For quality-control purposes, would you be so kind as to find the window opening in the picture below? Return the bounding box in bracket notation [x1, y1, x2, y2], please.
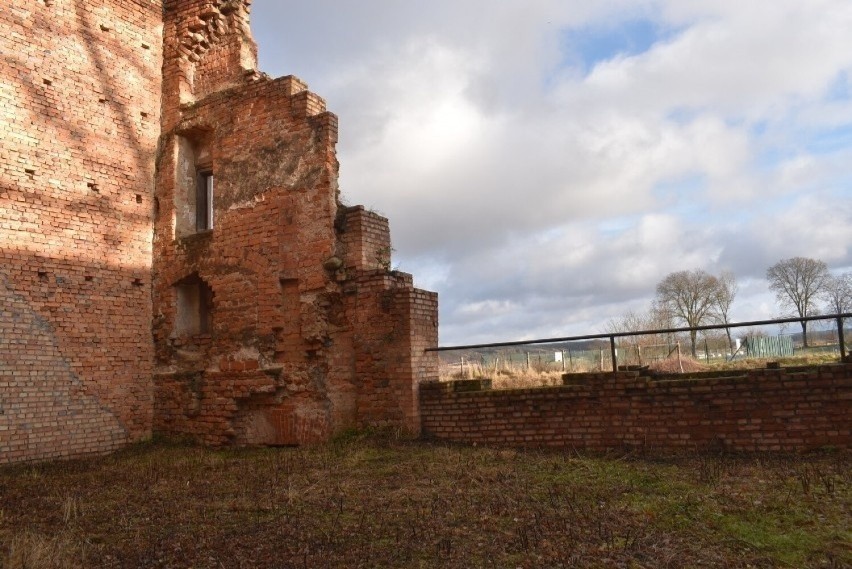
[196, 170, 213, 232]
[175, 274, 214, 337]
[174, 132, 213, 238]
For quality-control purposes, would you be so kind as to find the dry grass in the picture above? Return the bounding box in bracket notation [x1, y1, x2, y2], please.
[4, 533, 82, 569]
[647, 356, 708, 374]
[440, 361, 584, 389]
[441, 352, 847, 389]
[442, 356, 716, 388]
[707, 353, 842, 371]
[0, 435, 849, 568]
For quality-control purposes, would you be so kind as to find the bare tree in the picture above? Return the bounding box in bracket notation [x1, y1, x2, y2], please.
[822, 272, 852, 350]
[603, 310, 649, 336]
[713, 271, 738, 352]
[602, 310, 650, 365]
[655, 270, 721, 357]
[649, 300, 681, 348]
[822, 272, 852, 315]
[766, 257, 829, 347]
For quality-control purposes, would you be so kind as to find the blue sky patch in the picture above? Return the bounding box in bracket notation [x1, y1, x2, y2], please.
[653, 173, 706, 205]
[559, 18, 680, 74]
[825, 71, 850, 102]
[803, 124, 852, 155]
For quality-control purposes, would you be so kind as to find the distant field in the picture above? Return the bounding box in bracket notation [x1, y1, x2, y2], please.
[440, 352, 846, 389]
[1, 435, 849, 568]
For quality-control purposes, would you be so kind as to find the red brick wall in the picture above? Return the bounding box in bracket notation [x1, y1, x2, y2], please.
[1, 0, 439, 461]
[352, 272, 439, 433]
[152, 1, 439, 446]
[340, 206, 392, 272]
[420, 366, 852, 452]
[0, 0, 162, 464]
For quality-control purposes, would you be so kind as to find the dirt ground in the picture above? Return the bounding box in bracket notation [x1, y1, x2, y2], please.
[1, 435, 849, 568]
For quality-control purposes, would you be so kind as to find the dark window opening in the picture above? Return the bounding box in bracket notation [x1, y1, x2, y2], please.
[175, 274, 214, 337]
[175, 132, 213, 238]
[196, 170, 213, 232]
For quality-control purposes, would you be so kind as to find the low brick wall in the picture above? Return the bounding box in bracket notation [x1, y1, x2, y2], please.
[419, 365, 852, 452]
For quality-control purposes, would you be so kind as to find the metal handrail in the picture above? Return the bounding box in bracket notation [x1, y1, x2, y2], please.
[427, 313, 852, 372]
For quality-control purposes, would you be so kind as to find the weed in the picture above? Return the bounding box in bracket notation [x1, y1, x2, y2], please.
[5, 532, 82, 569]
[697, 454, 727, 486]
[61, 495, 80, 525]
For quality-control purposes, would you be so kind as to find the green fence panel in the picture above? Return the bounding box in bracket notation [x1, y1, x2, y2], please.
[745, 336, 793, 358]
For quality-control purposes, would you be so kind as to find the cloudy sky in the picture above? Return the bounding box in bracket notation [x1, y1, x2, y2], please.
[250, 1, 852, 345]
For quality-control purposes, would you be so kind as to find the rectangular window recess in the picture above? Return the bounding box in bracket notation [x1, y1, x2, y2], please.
[43, 78, 52, 86]
[24, 168, 35, 175]
[132, 278, 144, 287]
[135, 194, 143, 203]
[85, 275, 94, 282]
[196, 170, 214, 232]
[141, 42, 150, 50]
[87, 182, 99, 192]
[175, 278, 213, 336]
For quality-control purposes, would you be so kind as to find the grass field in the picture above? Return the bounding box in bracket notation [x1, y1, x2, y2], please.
[440, 353, 847, 390]
[1, 434, 849, 568]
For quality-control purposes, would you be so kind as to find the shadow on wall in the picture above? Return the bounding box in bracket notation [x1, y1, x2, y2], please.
[0, 0, 161, 464]
[0, 269, 131, 465]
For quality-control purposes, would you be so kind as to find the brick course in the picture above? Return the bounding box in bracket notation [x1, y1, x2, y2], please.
[150, 1, 438, 446]
[4, 0, 846, 462]
[1, 0, 439, 463]
[1, 0, 162, 464]
[420, 366, 852, 452]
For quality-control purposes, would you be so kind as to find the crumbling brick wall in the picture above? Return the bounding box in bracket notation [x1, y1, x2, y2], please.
[0, 0, 162, 464]
[420, 366, 852, 452]
[0, 0, 438, 462]
[152, 0, 439, 446]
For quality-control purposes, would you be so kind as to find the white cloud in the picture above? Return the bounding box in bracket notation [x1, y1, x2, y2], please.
[251, 0, 852, 344]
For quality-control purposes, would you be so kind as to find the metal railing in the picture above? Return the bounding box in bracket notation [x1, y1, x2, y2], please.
[428, 313, 852, 373]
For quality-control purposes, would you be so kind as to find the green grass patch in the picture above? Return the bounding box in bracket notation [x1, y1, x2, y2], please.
[0, 439, 848, 568]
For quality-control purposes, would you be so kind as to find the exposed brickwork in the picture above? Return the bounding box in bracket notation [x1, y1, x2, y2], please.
[1, 0, 439, 463]
[352, 272, 439, 432]
[151, 1, 439, 446]
[0, 0, 162, 464]
[340, 206, 392, 272]
[420, 366, 852, 452]
[3, 1, 845, 462]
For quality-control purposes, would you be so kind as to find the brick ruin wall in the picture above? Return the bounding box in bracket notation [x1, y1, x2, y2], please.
[150, 1, 438, 446]
[0, 0, 162, 464]
[1, 0, 439, 463]
[420, 366, 852, 452]
[4, 0, 847, 464]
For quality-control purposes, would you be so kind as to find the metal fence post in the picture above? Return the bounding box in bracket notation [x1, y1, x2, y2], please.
[610, 335, 618, 373]
[838, 317, 847, 361]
